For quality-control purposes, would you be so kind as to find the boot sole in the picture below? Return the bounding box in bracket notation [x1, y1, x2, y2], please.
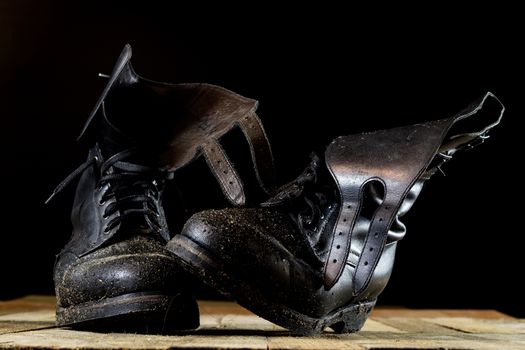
[56, 291, 199, 333]
[167, 234, 375, 336]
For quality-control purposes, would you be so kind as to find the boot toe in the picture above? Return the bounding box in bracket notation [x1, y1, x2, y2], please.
[56, 236, 183, 308]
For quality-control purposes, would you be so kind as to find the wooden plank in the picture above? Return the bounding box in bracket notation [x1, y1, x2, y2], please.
[348, 335, 525, 350]
[13, 330, 514, 350]
[0, 327, 522, 349]
[268, 335, 365, 350]
[424, 317, 525, 334]
[0, 296, 523, 349]
[200, 313, 285, 332]
[198, 300, 254, 316]
[342, 328, 525, 350]
[0, 295, 54, 316]
[0, 310, 54, 323]
[0, 309, 54, 335]
[373, 317, 456, 335]
[270, 330, 525, 350]
[0, 329, 269, 350]
[371, 307, 514, 319]
[0, 321, 53, 336]
[359, 319, 405, 333]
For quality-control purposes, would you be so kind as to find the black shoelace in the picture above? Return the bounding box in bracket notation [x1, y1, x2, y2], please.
[46, 148, 171, 234]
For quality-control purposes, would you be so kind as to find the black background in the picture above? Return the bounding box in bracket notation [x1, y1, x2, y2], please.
[1, 2, 523, 317]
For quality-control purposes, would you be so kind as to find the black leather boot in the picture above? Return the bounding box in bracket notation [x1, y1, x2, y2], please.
[51, 145, 200, 331]
[48, 47, 198, 332]
[49, 44, 276, 331]
[167, 92, 504, 335]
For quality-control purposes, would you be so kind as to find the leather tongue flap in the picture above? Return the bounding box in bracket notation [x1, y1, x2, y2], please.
[322, 92, 504, 295]
[323, 119, 453, 293]
[78, 44, 135, 141]
[202, 139, 246, 206]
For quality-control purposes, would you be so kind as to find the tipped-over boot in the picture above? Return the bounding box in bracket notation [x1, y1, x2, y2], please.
[167, 92, 504, 335]
[49, 44, 276, 332]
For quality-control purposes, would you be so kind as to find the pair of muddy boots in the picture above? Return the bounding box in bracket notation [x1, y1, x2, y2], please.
[50, 45, 504, 335]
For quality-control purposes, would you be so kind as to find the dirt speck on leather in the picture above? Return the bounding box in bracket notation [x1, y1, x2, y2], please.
[191, 208, 315, 263]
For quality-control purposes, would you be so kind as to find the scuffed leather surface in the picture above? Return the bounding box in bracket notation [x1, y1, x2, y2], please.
[180, 207, 400, 317]
[55, 236, 181, 307]
[59, 144, 170, 258]
[53, 143, 178, 307]
[181, 209, 325, 316]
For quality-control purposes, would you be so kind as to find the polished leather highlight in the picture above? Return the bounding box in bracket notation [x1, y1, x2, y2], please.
[167, 92, 503, 335]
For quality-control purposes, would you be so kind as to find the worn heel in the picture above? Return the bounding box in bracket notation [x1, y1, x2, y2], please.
[328, 300, 376, 334]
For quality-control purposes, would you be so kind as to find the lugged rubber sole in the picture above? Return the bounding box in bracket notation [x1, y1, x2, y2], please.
[167, 234, 375, 336]
[56, 291, 199, 334]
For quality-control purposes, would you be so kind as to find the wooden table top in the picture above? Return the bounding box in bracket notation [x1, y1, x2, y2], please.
[0, 295, 523, 349]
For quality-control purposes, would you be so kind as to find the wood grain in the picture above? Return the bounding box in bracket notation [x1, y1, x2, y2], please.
[0, 296, 522, 349]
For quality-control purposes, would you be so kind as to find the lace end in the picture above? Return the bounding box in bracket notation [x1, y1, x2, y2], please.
[44, 157, 97, 205]
[44, 191, 57, 205]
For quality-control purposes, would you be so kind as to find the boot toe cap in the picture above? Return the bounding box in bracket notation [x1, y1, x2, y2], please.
[55, 237, 183, 307]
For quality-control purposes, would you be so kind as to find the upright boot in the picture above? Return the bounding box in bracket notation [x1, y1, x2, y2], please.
[167, 92, 504, 335]
[49, 45, 275, 331]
